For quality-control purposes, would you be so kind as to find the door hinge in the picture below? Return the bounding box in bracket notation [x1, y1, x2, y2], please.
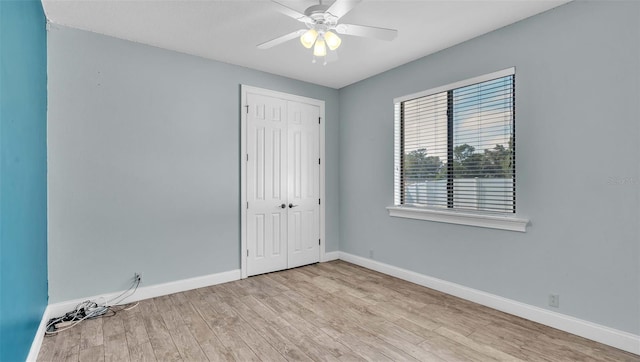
[245, 105, 249, 114]
[246, 154, 249, 162]
[318, 117, 321, 124]
[318, 158, 321, 165]
[246, 249, 249, 257]
[246, 202, 249, 209]
[318, 199, 321, 205]
[319, 239, 321, 245]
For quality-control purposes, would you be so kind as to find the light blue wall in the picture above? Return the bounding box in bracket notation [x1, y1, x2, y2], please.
[47, 26, 340, 302]
[338, 1, 640, 334]
[0, 0, 49, 360]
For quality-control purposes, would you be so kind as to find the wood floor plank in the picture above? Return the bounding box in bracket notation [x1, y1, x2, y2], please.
[201, 290, 287, 362]
[79, 317, 104, 350]
[138, 299, 182, 362]
[122, 309, 150, 347]
[62, 322, 83, 361]
[224, 313, 288, 361]
[434, 326, 523, 361]
[250, 294, 363, 362]
[102, 311, 125, 338]
[197, 338, 235, 362]
[153, 295, 184, 331]
[64, 345, 80, 362]
[173, 292, 234, 361]
[104, 333, 130, 362]
[466, 323, 556, 361]
[37, 335, 60, 362]
[167, 323, 208, 361]
[191, 288, 262, 361]
[256, 272, 290, 293]
[168, 292, 219, 345]
[38, 329, 80, 361]
[79, 345, 104, 362]
[261, 295, 364, 360]
[337, 324, 421, 362]
[278, 286, 419, 361]
[231, 296, 315, 361]
[206, 320, 262, 361]
[128, 341, 157, 362]
[244, 274, 282, 298]
[265, 294, 345, 344]
[38, 261, 640, 362]
[42, 320, 83, 362]
[269, 286, 396, 361]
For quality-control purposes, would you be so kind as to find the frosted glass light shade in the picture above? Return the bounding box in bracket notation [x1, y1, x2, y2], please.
[313, 38, 327, 57]
[323, 31, 341, 51]
[300, 29, 318, 49]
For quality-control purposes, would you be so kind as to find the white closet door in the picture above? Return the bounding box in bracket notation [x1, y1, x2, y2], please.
[246, 93, 288, 276]
[287, 101, 320, 269]
[244, 90, 321, 277]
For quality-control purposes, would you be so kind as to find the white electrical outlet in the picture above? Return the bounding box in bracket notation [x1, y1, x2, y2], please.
[549, 294, 560, 308]
[134, 272, 142, 282]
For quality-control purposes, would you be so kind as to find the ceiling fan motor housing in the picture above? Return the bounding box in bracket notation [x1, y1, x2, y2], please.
[304, 4, 338, 31]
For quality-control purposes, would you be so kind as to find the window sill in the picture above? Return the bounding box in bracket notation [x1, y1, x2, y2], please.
[387, 206, 529, 232]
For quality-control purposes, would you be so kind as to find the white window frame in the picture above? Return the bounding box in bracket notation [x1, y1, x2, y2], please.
[388, 68, 529, 232]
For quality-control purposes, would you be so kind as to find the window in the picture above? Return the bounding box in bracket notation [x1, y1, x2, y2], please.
[390, 68, 527, 231]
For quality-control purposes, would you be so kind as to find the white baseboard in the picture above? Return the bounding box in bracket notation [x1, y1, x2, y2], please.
[30, 269, 241, 360]
[47, 269, 240, 317]
[26, 306, 52, 362]
[323, 251, 340, 262]
[338, 252, 640, 355]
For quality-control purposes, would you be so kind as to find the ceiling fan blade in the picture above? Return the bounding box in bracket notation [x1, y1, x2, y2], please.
[326, 0, 362, 20]
[257, 29, 306, 50]
[335, 23, 398, 41]
[271, 1, 313, 23]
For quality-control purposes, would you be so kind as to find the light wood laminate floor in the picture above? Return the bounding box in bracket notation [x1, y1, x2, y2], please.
[38, 261, 639, 362]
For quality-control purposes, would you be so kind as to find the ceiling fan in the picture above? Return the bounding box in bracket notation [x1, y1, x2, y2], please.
[258, 0, 398, 64]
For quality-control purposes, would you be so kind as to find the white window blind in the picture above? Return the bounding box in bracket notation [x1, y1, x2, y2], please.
[394, 69, 516, 214]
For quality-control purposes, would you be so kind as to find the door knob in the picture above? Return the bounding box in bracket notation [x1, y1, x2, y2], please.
[280, 204, 287, 209]
[289, 203, 298, 208]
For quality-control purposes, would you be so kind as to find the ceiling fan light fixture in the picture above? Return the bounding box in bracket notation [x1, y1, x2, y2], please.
[313, 37, 327, 57]
[323, 31, 341, 51]
[300, 29, 318, 49]
[260, 0, 398, 66]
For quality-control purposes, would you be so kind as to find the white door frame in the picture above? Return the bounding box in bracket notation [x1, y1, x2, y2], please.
[240, 85, 326, 279]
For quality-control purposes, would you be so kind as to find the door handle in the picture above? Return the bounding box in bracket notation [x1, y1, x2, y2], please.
[289, 203, 298, 208]
[279, 204, 287, 209]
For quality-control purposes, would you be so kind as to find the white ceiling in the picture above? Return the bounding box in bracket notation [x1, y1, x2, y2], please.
[42, 0, 569, 89]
